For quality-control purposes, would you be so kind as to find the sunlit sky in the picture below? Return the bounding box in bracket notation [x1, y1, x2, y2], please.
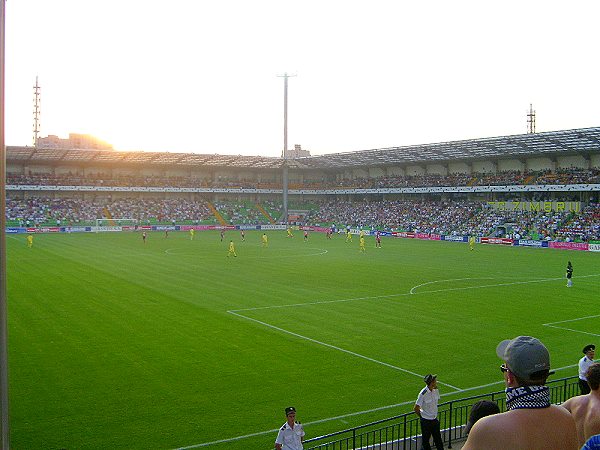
[5, 1, 600, 157]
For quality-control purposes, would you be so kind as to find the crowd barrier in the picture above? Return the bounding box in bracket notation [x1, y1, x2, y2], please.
[304, 376, 580, 450]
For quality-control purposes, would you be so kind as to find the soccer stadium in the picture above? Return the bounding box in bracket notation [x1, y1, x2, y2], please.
[3, 126, 600, 449]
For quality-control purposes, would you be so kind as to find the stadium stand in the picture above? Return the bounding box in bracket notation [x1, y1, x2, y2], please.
[5, 126, 600, 239]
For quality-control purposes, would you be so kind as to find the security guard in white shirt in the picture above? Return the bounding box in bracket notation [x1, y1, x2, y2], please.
[414, 374, 444, 450]
[579, 344, 596, 394]
[275, 406, 305, 450]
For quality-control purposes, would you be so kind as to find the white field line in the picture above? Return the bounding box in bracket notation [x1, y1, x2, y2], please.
[543, 314, 600, 338]
[176, 363, 579, 449]
[409, 277, 495, 294]
[544, 325, 600, 338]
[231, 273, 600, 313]
[230, 278, 514, 314]
[410, 274, 600, 296]
[227, 310, 461, 391]
[543, 314, 600, 326]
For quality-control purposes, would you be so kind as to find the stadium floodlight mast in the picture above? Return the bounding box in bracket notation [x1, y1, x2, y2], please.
[0, 0, 10, 448]
[277, 72, 296, 225]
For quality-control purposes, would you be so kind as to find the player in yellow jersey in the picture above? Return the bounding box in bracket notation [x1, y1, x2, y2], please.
[346, 230, 353, 243]
[262, 232, 268, 247]
[26, 234, 34, 248]
[469, 235, 476, 251]
[359, 236, 366, 253]
[227, 240, 237, 257]
[190, 228, 195, 240]
[287, 227, 294, 238]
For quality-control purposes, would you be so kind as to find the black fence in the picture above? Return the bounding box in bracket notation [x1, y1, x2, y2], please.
[304, 376, 579, 450]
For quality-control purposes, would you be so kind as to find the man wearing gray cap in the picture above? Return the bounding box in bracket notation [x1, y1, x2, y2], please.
[462, 336, 578, 450]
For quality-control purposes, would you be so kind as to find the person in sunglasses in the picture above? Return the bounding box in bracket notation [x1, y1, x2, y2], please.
[462, 336, 578, 450]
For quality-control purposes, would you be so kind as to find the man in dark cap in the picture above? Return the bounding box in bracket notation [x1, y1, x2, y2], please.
[579, 344, 596, 395]
[462, 336, 577, 450]
[275, 406, 304, 450]
[465, 400, 500, 435]
[414, 374, 444, 450]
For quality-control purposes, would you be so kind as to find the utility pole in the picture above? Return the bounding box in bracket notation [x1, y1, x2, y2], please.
[33, 76, 41, 148]
[0, 0, 10, 448]
[277, 72, 296, 225]
[527, 103, 536, 134]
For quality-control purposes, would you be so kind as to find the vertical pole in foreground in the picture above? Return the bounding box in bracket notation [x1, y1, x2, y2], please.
[277, 72, 295, 225]
[0, 0, 10, 448]
[282, 74, 288, 224]
[283, 73, 288, 159]
[281, 73, 289, 225]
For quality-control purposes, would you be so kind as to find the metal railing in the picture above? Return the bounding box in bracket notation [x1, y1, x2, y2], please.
[304, 376, 579, 450]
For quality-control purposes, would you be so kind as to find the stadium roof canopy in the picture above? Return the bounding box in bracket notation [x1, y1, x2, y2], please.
[299, 127, 600, 169]
[7, 126, 600, 170]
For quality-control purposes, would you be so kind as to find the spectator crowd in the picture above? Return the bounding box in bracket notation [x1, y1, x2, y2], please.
[5, 196, 599, 241]
[7, 168, 600, 190]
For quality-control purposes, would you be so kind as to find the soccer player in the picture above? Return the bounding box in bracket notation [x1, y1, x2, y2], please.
[262, 232, 268, 247]
[240, 230, 245, 241]
[346, 229, 353, 243]
[227, 240, 237, 257]
[469, 235, 476, 251]
[142, 231, 147, 244]
[326, 229, 332, 240]
[220, 229, 225, 242]
[566, 261, 573, 287]
[375, 231, 382, 248]
[26, 234, 34, 248]
[190, 228, 195, 240]
[359, 235, 366, 253]
[304, 230, 308, 242]
[165, 230, 169, 238]
[287, 227, 294, 238]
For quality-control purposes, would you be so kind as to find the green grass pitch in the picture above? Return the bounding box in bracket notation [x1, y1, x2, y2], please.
[6, 230, 599, 449]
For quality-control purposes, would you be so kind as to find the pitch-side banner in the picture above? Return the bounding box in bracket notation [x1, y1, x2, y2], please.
[480, 237, 513, 245]
[548, 242, 589, 251]
[415, 233, 441, 240]
[260, 224, 287, 230]
[514, 239, 547, 248]
[442, 235, 468, 242]
[392, 231, 415, 239]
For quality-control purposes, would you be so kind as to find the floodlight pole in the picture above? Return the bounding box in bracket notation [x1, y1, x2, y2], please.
[277, 72, 296, 225]
[0, 0, 10, 448]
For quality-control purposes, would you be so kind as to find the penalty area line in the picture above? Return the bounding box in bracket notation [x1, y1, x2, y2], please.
[543, 314, 600, 326]
[227, 310, 462, 391]
[231, 273, 600, 313]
